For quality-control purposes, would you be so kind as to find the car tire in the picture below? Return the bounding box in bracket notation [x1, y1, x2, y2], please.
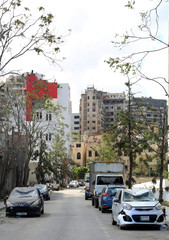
[112, 213, 117, 225]
[119, 225, 125, 230]
[85, 195, 88, 200]
[101, 207, 105, 213]
[95, 199, 98, 208]
[112, 218, 117, 225]
[92, 197, 94, 206]
[41, 206, 44, 214]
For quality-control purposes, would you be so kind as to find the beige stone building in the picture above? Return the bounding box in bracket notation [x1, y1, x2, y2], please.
[79, 86, 126, 136]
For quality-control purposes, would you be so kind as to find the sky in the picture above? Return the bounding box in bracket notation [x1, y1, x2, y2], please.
[6, 0, 169, 112]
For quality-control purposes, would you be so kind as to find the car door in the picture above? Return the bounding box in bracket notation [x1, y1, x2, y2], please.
[113, 190, 122, 222]
[99, 187, 105, 208]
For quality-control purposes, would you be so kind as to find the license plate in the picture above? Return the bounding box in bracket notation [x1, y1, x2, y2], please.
[16, 212, 27, 216]
[140, 216, 149, 221]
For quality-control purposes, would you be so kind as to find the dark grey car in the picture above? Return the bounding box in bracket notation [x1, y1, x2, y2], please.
[5, 187, 44, 217]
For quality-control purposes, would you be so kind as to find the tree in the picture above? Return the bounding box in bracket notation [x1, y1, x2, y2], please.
[107, 0, 168, 198]
[142, 108, 168, 201]
[110, 80, 152, 188]
[107, 0, 168, 94]
[48, 131, 71, 186]
[72, 166, 89, 180]
[0, 0, 67, 78]
[0, 75, 66, 195]
[92, 132, 117, 162]
[32, 137, 52, 184]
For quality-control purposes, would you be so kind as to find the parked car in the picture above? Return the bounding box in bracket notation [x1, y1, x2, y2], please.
[84, 185, 91, 200]
[5, 187, 44, 217]
[98, 185, 126, 213]
[69, 180, 78, 188]
[34, 184, 50, 200]
[112, 189, 165, 229]
[49, 181, 60, 191]
[78, 179, 85, 186]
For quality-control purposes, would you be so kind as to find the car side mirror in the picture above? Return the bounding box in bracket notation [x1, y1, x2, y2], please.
[4, 196, 8, 204]
[113, 198, 119, 203]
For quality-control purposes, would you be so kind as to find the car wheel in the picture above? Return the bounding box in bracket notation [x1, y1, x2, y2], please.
[112, 213, 117, 225]
[112, 218, 117, 225]
[119, 225, 125, 230]
[101, 207, 105, 213]
[41, 206, 44, 214]
[95, 199, 98, 208]
[85, 195, 88, 200]
[92, 197, 94, 206]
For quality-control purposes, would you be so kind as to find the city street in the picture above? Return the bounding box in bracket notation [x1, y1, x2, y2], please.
[0, 188, 168, 240]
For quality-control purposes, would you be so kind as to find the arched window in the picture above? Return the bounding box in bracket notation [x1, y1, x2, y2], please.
[77, 152, 81, 159]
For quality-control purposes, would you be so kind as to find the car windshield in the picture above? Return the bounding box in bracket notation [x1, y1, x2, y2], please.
[123, 191, 157, 202]
[107, 188, 124, 196]
[35, 185, 46, 190]
[97, 176, 124, 185]
[10, 189, 38, 198]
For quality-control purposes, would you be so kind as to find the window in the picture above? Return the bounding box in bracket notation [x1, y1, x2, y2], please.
[74, 116, 79, 119]
[46, 113, 52, 121]
[88, 151, 92, 157]
[92, 121, 95, 123]
[46, 133, 52, 141]
[92, 108, 96, 112]
[77, 152, 81, 159]
[76, 143, 81, 148]
[36, 112, 42, 120]
[93, 96, 95, 99]
[74, 121, 79, 124]
[95, 151, 98, 157]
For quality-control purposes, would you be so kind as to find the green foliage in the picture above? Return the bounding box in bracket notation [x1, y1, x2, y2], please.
[32, 139, 52, 184]
[163, 170, 169, 179]
[72, 166, 89, 180]
[125, 0, 135, 9]
[93, 132, 117, 162]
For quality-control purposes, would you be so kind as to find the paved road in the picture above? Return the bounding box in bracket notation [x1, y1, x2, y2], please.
[0, 188, 168, 240]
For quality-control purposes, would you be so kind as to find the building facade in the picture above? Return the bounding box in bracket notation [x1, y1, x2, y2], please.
[79, 86, 126, 135]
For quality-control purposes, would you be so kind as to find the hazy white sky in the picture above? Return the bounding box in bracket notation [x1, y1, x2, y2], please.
[9, 0, 169, 112]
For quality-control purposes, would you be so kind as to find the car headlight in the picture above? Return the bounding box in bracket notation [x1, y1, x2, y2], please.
[123, 203, 132, 210]
[6, 200, 14, 207]
[155, 203, 162, 210]
[31, 199, 41, 206]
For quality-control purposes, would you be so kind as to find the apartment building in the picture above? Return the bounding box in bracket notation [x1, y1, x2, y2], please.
[131, 97, 168, 126]
[79, 86, 126, 135]
[71, 113, 80, 142]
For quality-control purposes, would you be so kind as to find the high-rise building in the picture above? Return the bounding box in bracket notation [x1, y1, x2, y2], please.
[71, 113, 80, 142]
[79, 86, 126, 135]
[131, 97, 168, 126]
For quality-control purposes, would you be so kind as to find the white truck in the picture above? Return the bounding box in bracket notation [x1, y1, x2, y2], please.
[89, 161, 125, 208]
